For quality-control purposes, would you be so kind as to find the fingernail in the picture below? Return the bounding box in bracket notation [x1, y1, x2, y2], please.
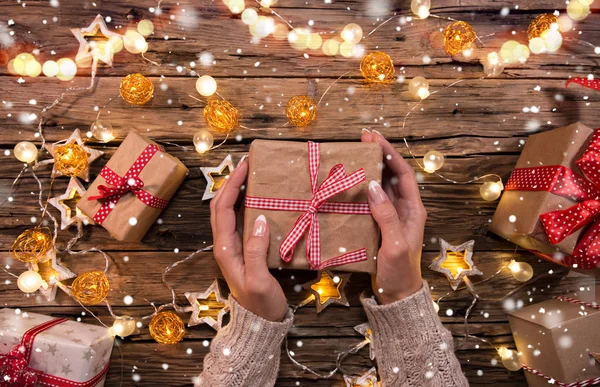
[237, 155, 248, 168]
[253, 214, 267, 236]
[372, 129, 383, 137]
[368, 180, 386, 204]
[361, 128, 371, 134]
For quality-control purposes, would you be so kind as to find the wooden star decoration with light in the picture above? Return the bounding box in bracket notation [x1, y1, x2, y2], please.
[200, 154, 234, 201]
[33, 250, 76, 302]
[184, 279, 229, 330]
[343, 367, 379, 387]
[429, 239, 482, 290]
[354, 322, 375, 360]
[71, 14, 122, 67]
[42, 129, 103, 182]
[48, 177, 92, 230]
[302, 271, 351, 313]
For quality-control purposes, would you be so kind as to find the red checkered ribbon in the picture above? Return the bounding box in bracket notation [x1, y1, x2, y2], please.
[88, 144, 169, 224]
[0, 318, 110, 387]
[245, 141, 370, 270]
[505, 129, 600, 269]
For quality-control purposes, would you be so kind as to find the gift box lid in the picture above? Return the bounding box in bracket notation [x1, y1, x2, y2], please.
[508, 298, 599, 329]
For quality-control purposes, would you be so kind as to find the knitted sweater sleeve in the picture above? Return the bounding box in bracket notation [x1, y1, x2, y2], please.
[196, 296, 294, 387]
[361, 281, 469, 387]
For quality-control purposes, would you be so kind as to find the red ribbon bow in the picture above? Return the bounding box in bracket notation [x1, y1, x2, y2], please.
[0, 346, 38, 387]
[88, 144, 169, 224]
[505, 129, 600, 269]
[245, 141, 371, 270]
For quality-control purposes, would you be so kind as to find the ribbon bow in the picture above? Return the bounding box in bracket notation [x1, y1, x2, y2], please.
[88, 144, 169, 225]
[0, 346, 38, 387]
[278, 141, 368, 270]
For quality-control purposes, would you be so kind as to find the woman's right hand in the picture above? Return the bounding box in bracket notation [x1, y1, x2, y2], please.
[362, 129, 427, 304]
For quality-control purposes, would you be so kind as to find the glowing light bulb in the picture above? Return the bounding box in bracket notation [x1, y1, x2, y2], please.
[254, 16, 275, 37]
[513, 44, 530, 63]
[341, 23, 363, 44]
[498, 347, 522, 371]
[14, 141, 38, 163]
[57, 58, 77, 81]
[90, 120, 115, 143]
[306, 33, 323, 50]
[228, 0, 245, 14]
[423, 150, 444, 172]
[408, 76, 429, 100]
[481, 51, 505, 76]
[124, 30, 148, 54]
[499, 40, 520, 64]
[137, 20, 155, 37]
[42, 61, 59, 77]
[339, 41, 356, 57]
[241, 8, 258, 25]
[411, 0, 431, 19]
[567, 0, 591, 21]
[196, 75, 218, 97]
[17, 270, 43, 293]
[480, 181, 504, 201]
[529, 37, 547, 54]
[25, 60, 42, 77]
[322, 39, 340, 56]
[13, 53, 35, 76]
[507, 260, 534, 282]
[193, 129, 214, 154]
[110, 316, 136, 337]
[541, 30, 563, 53]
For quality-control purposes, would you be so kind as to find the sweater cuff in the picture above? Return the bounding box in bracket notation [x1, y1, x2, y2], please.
[361, 281, 443, 342]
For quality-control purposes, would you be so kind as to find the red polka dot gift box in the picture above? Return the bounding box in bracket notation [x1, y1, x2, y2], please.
[78, 131, 188, 242]
[490, 122, 600, 270]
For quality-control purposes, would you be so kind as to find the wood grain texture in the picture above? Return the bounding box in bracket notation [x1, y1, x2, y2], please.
[1, 0, 599, 386]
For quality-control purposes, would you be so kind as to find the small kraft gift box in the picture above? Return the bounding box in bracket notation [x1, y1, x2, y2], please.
[490, 122, 600, 269]
[78, 131, 188, 242]
[0, 308, 114, 387]
[243, 140, 382, 273]
[507, 297, 600, 387]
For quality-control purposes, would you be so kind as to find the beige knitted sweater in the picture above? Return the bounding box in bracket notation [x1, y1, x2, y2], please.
[197, 281, 468, 386]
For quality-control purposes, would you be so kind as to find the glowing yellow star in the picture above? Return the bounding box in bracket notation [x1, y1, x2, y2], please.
[48, 177, 92, 230]
[200, 155, 234, 200]
[184, 280, 229, 330]
[71, 14, 122, 68]
[303, 271, 350, 313]
[429, 239, 482, 290]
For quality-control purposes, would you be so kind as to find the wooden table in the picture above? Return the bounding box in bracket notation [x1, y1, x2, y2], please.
[1, 1, 599, 385]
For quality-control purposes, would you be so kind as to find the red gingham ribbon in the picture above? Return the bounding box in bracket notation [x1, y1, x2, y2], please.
[245, 141, 370, 270]
[88, 144, 169, 225]
[0, 318, 110, 387]
[505, 129, 600, 269]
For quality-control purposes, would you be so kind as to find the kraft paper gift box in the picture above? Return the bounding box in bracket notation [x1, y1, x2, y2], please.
[0, 308, 114, 387]
[78, 131, 188, 242]
[243, 140, 382, 274]
[507, 297, 600, 387]
[490, 122, 600, 269]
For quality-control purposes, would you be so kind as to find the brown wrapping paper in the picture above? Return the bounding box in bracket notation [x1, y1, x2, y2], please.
[243, 140, 382, 273]
[490, 122, 595, 263]
[78, 131, 188, 242]
[508, 298, 600, 387]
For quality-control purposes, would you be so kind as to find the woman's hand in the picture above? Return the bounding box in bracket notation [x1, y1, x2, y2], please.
[362, 130, 426, 304]
[210, 158, 288, 321]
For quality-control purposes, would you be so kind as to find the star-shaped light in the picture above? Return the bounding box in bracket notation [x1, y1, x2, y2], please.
[43, 129, 104, 182]
[200, 155, 234, 201]
[429, 239, 482, 290]
[302, 271, 351, 313]
[71, 14, 122, 68]
[184, 280, 229, 330]
[354, 322, 375, 360]
[35, 251, 76, 302]
[48, 177, 92, 230]
[343, 367, 379, 387]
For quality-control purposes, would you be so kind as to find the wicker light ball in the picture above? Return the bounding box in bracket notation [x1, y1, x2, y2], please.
[54, 141, 89, 177]
[286, 95, 317, 128]
[120, 73, 154, 105]
[71, 270, 110, 306]
[149, 311, 186, 344]
[443, 21, 477, 56]
[11, 227, 52, 264]
[204, 99, 239, 134]
[527, 14, 559, 40]
[360, 51, 395, 83]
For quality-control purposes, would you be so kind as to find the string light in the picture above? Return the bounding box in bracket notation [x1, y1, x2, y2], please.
[120, 73, 154, 105]
[500, 40, 531, 64]
[25, 60, 42, 77]
[17, 270, 44, 293]
[196, 75, 218, 97]
[241, 8, 258, 25]
[322, 38, 340, 56]
[341, 23, 363, 44]
[443, 21, 477, 56]
[204, 99, 239, 134]
[498, 347, 522, 371]
[137, 19, 155, 37]
[110, 316, 136, 337]
[541, 29, 563, 53]
[527, 14, 558, 40]
[567, 0, 591, 21]
[422, 150, 444, 172]
[14, 141, 38, 163]
[123, 29, 148, 54]
[286, 95, 317, 128]
[90, 120, 115, 143]
[479, 181, 504, 201]
[42, 60, 59, 77]
[54, 140, 89, 177]
[507, 260, 534, 282]
[56, 58, 77, 81]
[193, 129, 214, 154]
[408, 76, 430, 100]
[481, 52, 504, 76]
[149, 311, 186, 344]
[13, 53, 35, 76]
[70, 270, 110, 305]
[227, 0, 245, 14]
[410, 0, 431, 19]
[360, 51, 395, 84]
[11, 228, 52, 264]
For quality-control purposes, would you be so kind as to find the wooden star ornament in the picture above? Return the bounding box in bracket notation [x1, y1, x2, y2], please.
[591, 352, 600, 364]
[302, 271, 351, 313]
[354, 322, 375, 360]
[33, 251, 76, 302]
[71, 14, 122, 68]
[200, 154, 234, 201]
[429, 239, 482, 290]
[43, 129, 103, 182]
[343, 367, 379, 387]
[48, 177, 92, 230]
[184, 280, 229, 330]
